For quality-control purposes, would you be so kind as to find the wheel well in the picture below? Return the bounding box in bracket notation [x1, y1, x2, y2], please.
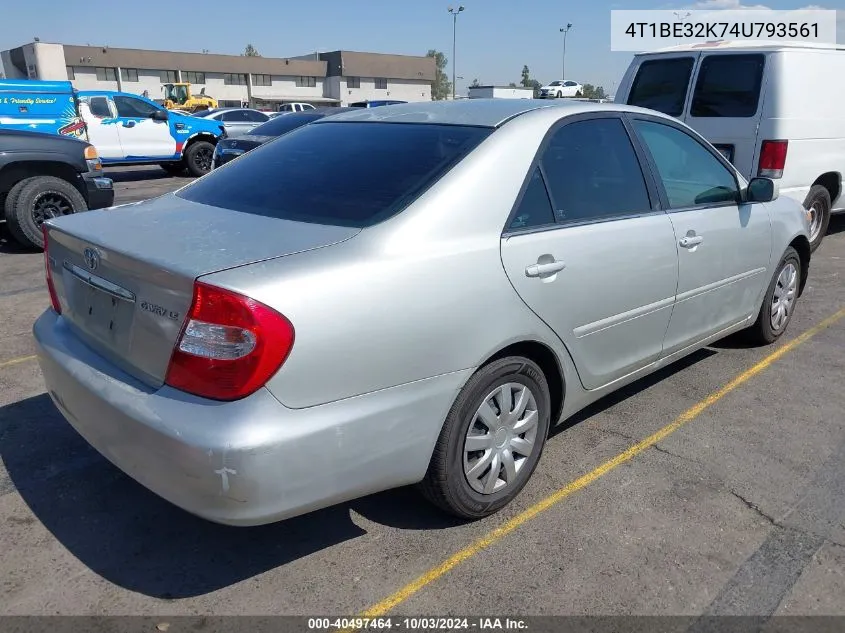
[790, 235, 811, 296]
[0, 162, 82, 198]
[484, 341, 565, 427]
[185, 134, 218, 151]
[813, 172, 841, 204]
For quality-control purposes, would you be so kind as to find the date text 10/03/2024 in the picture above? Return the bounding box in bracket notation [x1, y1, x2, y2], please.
[624, 21, 820, 39]
[308, 617, 528, 630]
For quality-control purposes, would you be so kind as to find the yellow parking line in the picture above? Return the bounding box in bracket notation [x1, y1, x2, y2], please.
[0, 354, 37, 369]
[348, 307, 845, 624]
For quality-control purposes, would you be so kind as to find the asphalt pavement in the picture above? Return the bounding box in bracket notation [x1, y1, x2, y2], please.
[1, 165, 843, 619]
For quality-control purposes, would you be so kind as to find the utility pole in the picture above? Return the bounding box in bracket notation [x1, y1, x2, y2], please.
[448, 5, 465, 100]
[559, 23, 573, 81]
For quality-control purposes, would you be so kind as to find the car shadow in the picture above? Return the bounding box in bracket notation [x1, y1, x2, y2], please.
[827, 213, 845, 237]
[0, 224, 38, 255]
[1, 347, 717, 599]
[105, 168, 178, 183]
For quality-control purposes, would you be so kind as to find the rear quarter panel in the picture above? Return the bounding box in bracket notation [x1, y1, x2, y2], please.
[201, 112, 579, 409]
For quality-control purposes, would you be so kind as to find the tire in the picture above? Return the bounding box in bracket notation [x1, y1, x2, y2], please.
[745, 246, 802, 345]
[159, 162, 186, 176]
[6, 176, 87, 250]
[3, 176, 38, 222]
[184, 141, 215, 177]
[803, 185, 831, 253]
[556, 91, 563, 99]
[419, 356, 552, 519]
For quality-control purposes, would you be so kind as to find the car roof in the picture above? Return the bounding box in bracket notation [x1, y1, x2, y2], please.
[646, 39, 845, 54]
[313, 98, 653, 128]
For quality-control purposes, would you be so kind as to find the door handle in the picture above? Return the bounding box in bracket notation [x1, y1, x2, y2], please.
[122, 121, 136, 128]
[525, 260, 566, 277]
[679, 235, 703, 248]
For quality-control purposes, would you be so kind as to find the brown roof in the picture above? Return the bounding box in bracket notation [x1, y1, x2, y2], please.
[63, 45, 327, 77]
[335, 51, 435, 82]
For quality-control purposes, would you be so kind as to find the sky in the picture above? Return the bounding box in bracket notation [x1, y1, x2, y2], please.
[0, 0, 842, 96]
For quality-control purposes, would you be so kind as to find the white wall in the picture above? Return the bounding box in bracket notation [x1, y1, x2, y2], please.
[31, 43, 67, 80]
[202, 73, 249, 103]
[116, 69, 170, 99]
[250, 75, 325, 101]
[330, 77, 430, 105]
[70, 67, 118, 91]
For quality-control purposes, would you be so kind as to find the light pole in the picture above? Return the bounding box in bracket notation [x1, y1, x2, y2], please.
[559, 23, 572, 81]
[448, 5, 465, 100]
[674, 12, 690, 45]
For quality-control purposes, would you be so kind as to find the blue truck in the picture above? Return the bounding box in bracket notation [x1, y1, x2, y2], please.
[0, 80, 225, 176]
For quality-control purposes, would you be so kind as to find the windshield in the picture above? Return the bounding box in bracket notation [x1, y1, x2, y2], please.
[164, 84, 189, 104]
[549, 81, 563, 86]
[177, 121, 491, 228]
[248, 112, 325, 136]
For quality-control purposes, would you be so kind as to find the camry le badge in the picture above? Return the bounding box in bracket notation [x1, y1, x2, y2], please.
[83, 247, 100, 271]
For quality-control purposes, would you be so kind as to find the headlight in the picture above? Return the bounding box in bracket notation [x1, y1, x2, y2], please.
[83, 144, 103, 172]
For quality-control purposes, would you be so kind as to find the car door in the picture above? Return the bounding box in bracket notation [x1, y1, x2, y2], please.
[563, 81, 580, 97]
[629, 114, 773, 354]
[79, 95, 123, 160]
[500, 115, 679, 390]
[112, 95, 175, 159]
[220, 110, 256, 137]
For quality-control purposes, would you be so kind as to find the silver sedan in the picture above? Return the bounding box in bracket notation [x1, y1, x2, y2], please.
[34, 100, 811, 526]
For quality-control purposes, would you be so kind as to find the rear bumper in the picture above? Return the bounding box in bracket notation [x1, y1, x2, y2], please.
[82, 174, 114, 210]
[33, 309, 468, 526]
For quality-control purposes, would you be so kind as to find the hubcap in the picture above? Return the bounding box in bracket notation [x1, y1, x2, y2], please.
[463, 382, 539, 495]
[808, 203, 823, 243]
[194, 147, 213, 172]
[770, 262, 798, 331]
[32, 192, 73, 226]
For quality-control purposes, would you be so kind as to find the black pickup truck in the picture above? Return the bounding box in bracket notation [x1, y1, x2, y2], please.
[0, 129, 114, 249]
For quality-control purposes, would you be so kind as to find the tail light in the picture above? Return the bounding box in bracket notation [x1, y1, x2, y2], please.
[165, 281, 294, 401]
[42, 224, 62, 314]
[758, 140, 788, 179]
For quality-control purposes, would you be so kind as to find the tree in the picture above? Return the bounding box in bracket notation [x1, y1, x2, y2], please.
[470, 78, 481, 88]
[243, 44, 260, 57]
[578, 84, 608, 100]
[508, 82, 517, 87]
[520, 65, 531, 88]
[427, 49, 452, 100]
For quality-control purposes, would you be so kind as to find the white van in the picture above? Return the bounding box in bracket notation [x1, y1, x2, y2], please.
[616, 40, 845, 251]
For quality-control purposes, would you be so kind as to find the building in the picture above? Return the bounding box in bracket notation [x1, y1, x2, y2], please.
[0, 41, 435, 108]
[468, 85, 534, 100]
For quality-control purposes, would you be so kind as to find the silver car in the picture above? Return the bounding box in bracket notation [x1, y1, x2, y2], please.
[34, 100, 811, 526]
[194, 107, 270, 137]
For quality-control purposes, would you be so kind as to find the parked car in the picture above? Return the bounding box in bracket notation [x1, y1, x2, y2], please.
[348, 100, 408, 108]
[616, 40, 845, 252]
[539, 80, 582, 98]
[193, 108, 270, 138]
[77, 91, 226, 177]
[0, 80, 87, 139]
[1, 129, 113, 249]
[277, 102, 317, 113]
[213, 107, 355, 168]
[35, 99, 810, 526]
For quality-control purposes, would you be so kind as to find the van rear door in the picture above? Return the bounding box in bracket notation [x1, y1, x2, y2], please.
[622, 53, 700, 120]
[683, 52, 768, 181]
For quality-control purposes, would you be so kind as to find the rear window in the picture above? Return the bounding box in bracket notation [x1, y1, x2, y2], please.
[177, 121, 491, 228]
[249, 113, 323, 136]
[690, 54, 765, 118]
[627, 57, 694, 117]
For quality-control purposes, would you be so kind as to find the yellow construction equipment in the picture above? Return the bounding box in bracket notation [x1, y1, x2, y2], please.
[161, 83, 217, 113]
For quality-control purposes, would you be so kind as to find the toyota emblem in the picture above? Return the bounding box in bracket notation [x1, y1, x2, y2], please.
[83, 247, 100, 271]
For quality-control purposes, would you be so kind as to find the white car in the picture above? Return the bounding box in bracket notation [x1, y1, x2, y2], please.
[539, 80, 582, 99]
[278, 102, 317, 113]
[616, 40, 845, 252]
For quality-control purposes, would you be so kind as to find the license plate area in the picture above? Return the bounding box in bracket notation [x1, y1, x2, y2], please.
[62, 262, 136, 346]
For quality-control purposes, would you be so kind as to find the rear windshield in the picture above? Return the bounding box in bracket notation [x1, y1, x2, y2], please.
[627, 57, 694, 117]
[177, 121, 491, 227]
[690, 54, 765, 118]
[249, 113, 323, 136]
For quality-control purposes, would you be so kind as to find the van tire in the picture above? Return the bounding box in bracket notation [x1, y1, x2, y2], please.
[803, 185, 831, 253]
[184, 141, 215, 177]
[7, 176, 87, 250]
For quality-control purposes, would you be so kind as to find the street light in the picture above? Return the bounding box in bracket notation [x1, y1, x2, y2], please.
[559, 23, 573, 81]
[448, 5, 465, 100]
[674, 12, 690, 45]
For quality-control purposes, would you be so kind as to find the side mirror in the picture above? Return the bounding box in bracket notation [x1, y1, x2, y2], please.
[746, 177, 779, 203]
[152, 109, 169, 121]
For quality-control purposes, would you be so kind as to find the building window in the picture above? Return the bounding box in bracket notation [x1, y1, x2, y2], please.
[66, 66, 75, 80]
[184, 71, 206, 84]
[252, 74, 271, 87]
[374, 78, 388, 90]
[296, 76, 317, 88]
[224, 73, 248, 86]
[120, 68, 139, 82]
[218, 100, 242, 108]
[347, 76, 360, 89]
[161, 70, 178, 83]
[95, 67, 117, 82]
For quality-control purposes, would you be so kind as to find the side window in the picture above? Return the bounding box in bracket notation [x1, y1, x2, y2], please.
[690, 54, 765, 118]
[564, 81, 578, 87]
[87, 96, 112, 118]
[280, 104, 293, 112]
[541, 118, 652, 224]
[244, 110, 269, 122]
[633, 120, 739, 208]
[509, 168, 555, 231]
[221, 110, 248, 122]
[627, 57, 695, 117]
[113, 96, 158, 118]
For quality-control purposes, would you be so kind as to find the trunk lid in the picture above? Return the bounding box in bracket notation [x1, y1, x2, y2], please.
[45, 194, 360, 388]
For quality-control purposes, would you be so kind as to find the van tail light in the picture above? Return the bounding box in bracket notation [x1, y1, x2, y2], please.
[42, 224, 62, 314]
[758, 140, 788, 179]
[165, 281, 294, 401]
